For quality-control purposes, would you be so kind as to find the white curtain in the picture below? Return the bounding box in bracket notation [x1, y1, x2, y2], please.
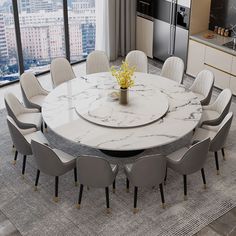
[95, 0, 136, 61]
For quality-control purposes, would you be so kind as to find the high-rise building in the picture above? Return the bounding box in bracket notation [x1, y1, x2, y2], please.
[0, 13, 8, 65]
[18, 0, 56, 13]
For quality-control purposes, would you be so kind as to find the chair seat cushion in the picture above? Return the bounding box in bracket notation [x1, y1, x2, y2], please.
[25, 131, 48, 145]
[194, 92, 205, 102]
[53, 149, 76, 165]
[200, 109, 220, 124]
[192, 127, 216, 143]
[30, 95, 47, 107]
[167, 147, 188, 163]
[17, 112, 42, 130]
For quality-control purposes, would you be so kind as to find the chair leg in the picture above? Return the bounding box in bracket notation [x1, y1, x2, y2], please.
[159, 183, 165, 209]
[105, 187, 110, 213]
[183, 175, 187, 200]
[22, 155, 27, 178]
[126, 178, 129, 193]
[74, 167, 78, 186]
[41, 123, 44, 132]
[54, 176, 59, 202]
[34, 169, 40, 191]
[77, 184, 84, 209]
[44, 122, 48, 132]
[164, 167, 167, 185]
[201, 168, 207, 189]
[221, 148, 226, 161]
[13, 150, 18, 165]
[214, 152, 220, 175]
[133, 186, 138, 214]
[113, 179, 116, 193]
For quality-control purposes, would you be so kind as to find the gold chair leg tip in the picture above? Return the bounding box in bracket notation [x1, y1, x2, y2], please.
[133, 208, 139, 214]
[12, 160, 16, 165]
[53, 197, 59, 203]
[106, 208, 111, 214]
[34, 186, 38, 191]
[21, 174, 25, 179]
[126, 188, 129, 193]
[112, 189, 115, 193]
[184, 195, 188, 201]
[75, 182, 78, 187]
[204, 184, 207, 190]
[217, 170, 220, 175]
[76, 204, 80, 209]
[162, 203, 166, 209]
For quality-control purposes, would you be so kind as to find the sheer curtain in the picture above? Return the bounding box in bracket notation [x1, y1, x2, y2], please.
[95, 0, 136, 61]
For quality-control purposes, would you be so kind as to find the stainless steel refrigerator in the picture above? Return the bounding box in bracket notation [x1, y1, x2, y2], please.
[153, 0, 191, 67]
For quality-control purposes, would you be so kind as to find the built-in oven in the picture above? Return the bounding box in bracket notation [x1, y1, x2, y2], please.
[137, 0, 154, 20]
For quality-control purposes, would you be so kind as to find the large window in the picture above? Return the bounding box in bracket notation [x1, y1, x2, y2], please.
[68, 0, 96, 62]
[19, 0, 65, 74]
[0, 0, 19, 85]
[0, 0, 96, 85]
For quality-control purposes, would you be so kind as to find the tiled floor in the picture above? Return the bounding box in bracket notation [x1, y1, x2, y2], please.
[1, 59, 236, 236]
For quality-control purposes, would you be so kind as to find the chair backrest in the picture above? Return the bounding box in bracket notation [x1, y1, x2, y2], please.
[50, 58, 75, 87]
[129, 155, 166, 187]
[4, 92, 24, 119]
[125, 50, 148, 73]
[20, 72, 44, 108]
[77, 156, 114, 188]
[7, 116, 32, 155]
[31, 139, 67, 176]
[210, 112, 233, 152]
[86, 50, 110, 75]
[176, 138, 210, 175]
[190, 70, 214, 105]
[213, 88, 232, 115]
[160, 56, 184, 84]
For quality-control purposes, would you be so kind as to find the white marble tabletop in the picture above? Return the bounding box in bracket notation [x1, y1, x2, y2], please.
[42, 72, 202, 151]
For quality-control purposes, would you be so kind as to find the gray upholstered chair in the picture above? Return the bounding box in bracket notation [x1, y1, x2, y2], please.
[189, 70, 215, 105]
[4, 92, 42, 131]
[31, 139, 77, 202]
[86, 50, 110, 75]
[7, 116, 47, 177]
[124, 155, 166, 213]
[160, 56, 184, 84]
[192, 112, 233, 175]
[125, 50, 148, 73]
[76, 156, 118, 213]
[200, 89, 232, 127]
[20, 72, 49, 111]
[166, 138, 210, 200]
[50, 58, 76, 88]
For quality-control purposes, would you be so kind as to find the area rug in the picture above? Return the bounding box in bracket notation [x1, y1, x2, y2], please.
[1, 96, 236, 236]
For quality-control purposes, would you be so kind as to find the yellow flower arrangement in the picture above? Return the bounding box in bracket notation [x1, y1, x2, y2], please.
[111, 61, 135, 89]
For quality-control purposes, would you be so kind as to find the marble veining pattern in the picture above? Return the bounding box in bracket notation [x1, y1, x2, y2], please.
[42, 72, 202, 151]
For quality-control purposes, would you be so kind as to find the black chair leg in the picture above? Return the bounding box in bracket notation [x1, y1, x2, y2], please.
[133, 186, 138, 214]
[183, 175, 187, 200]
[201, 168, 207, 189]
[77, 184, 84, 209]
[54, 176, 59, 202]
[34, 169, 40, 191]
[214, 151, 220, 175]
[41, 123, 44, 132]
[164, 167, 167, 185]
[113, 179, 116, 193]
[74, 167, 78, 186]
[221, 148, 225, 160]
[105, 187, 110, 213]
[13, 150, 18, 165]
[159, 183, 165, 209]
[126, 178, 129, 192]
[22, 155, 27, 177]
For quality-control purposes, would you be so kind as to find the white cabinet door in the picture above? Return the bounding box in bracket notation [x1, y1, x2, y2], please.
[204, 65, 231, 90]
[231, 56, 236, 77]
[205, 46, 233, 72]
[136, 16, 154, 58]
[187, 40, 205, 77]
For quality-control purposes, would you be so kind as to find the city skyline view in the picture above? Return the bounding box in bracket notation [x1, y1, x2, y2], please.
[0, 0, 96, 85]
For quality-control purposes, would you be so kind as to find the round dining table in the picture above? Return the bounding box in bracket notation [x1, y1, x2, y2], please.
[42, 72, 202, 156]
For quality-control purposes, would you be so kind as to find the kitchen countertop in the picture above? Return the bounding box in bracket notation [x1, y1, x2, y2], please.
[190, 30, 236, 56]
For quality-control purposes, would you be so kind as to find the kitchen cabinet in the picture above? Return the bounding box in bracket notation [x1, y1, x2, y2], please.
[187, 39, 236, 95]
[186, 40, 205, 76]
[136, 16, 153, 58]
